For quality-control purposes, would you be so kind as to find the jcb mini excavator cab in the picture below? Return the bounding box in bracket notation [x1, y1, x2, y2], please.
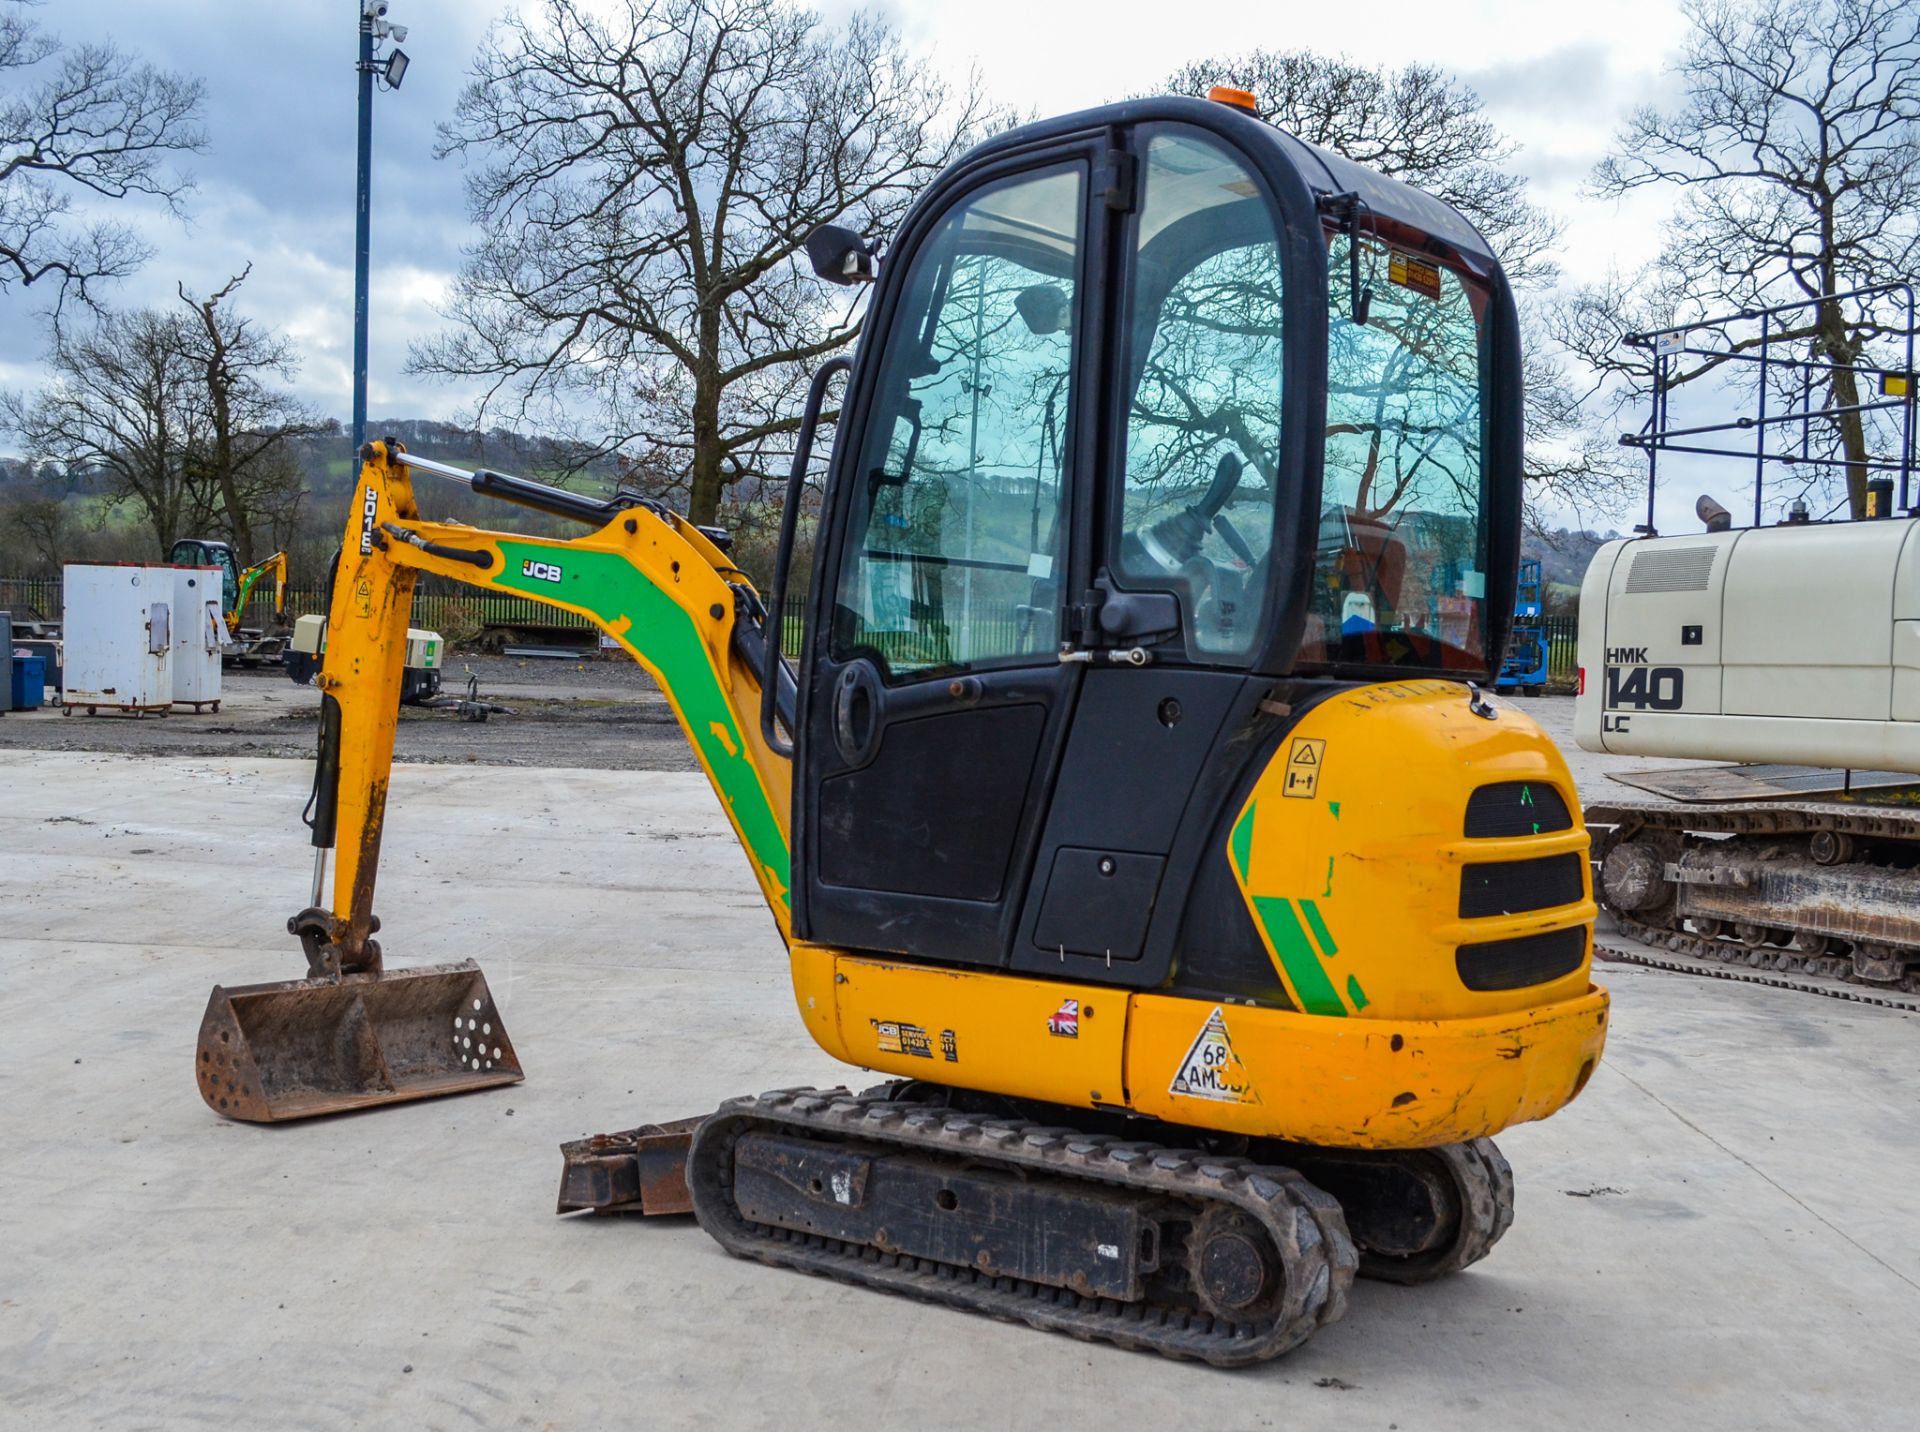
[199, 96, 1607, 1365]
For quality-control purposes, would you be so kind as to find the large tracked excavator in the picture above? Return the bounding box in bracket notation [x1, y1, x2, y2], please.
[1576, 282, 1920, 997]
[197, 93, 1608, 1365]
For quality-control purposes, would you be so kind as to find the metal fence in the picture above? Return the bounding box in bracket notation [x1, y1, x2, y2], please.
[2, 573, 1583, 679]
[0, 577, 59, 624]
[1540, 613, 1579, 684]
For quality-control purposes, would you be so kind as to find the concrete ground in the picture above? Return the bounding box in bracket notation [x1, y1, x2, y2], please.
[3, 697, 1917, 1429]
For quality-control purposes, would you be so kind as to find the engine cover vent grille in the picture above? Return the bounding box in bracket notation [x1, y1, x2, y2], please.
[1456, 926, 1588, 992]
[1459, 853, 1585, 919]
[1463, 782, 1572, 838]
[1625, 544, 1717, 593]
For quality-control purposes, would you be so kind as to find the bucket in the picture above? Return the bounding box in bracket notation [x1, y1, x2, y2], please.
[196, 960, 522, 1122]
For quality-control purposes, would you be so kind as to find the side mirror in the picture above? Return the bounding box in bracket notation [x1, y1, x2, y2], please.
[1014, 284, 1069, 335]
[807, 225, 876, 286]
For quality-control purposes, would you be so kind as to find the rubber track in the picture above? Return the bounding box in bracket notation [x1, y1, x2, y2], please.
[688, 1087, 1359, 1367]
[880, 1079, 1513, 1287]
[1597, 927, 1920, 1013]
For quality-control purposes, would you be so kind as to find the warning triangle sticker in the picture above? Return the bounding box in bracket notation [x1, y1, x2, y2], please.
[1168, 1006, 1259, 1105]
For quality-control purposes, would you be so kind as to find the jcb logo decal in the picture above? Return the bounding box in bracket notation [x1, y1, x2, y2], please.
[521, 559, 563, 583]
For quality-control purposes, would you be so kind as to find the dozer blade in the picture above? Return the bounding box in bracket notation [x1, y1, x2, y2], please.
[556, 1116, 704, 1216]
[195, 959, 522, 1122]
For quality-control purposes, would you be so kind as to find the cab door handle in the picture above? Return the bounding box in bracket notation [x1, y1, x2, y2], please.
[832, 661, 882, 766]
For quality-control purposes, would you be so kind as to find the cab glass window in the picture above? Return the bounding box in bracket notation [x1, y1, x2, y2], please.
[831, 166, 1082, 678]
[1116, 130, 1283, 661]
[172, 539, 239, 610]
[1304, 234, 1490, 669]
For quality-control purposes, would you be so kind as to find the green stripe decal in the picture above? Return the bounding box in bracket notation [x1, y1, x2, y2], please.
[1299, 898, 1338, 956]
[494, 542, 790, 907]
[1229, 801, 1256, 880]
[1252, 896, 1347, 1016]
[1345, 974, 1369, 1011]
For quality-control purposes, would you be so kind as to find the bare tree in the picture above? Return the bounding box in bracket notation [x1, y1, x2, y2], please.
[3, 279, 319, 557]
[176, 265, 327, 560]
[414, 0, 997, 525]
[1556, 0, 1920, 517]
[0, 0, 205, 310]
[1159, 51, 1629, 520]
[0, 484, 70, 573]
[3, 308, 207, 552]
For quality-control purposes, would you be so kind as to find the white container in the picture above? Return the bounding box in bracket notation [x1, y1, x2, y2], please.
[170, 565, 226, 709]
[61, 564, 173, 714]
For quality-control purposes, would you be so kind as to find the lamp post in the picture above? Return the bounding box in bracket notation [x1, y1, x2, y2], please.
[352, 1, 410, 456]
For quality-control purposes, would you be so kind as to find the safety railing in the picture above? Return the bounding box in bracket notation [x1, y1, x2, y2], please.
[1621, 281, 1918, 531]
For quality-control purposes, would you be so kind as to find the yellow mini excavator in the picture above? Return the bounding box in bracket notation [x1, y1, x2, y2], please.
[197, 93, 1607, 1365]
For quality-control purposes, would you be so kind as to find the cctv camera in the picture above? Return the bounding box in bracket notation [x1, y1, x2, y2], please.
[363, 0, 389, 19]
[389, 23, 408, 42]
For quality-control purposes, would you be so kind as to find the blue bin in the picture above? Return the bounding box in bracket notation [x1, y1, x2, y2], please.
[11, 654, 45, 711]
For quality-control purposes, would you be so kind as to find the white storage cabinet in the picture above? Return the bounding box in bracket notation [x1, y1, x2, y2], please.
[170, 565, 226, 710]
[61, 564, 173, 715]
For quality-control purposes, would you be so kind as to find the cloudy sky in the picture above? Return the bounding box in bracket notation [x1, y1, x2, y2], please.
[5, 0, 1691, 438]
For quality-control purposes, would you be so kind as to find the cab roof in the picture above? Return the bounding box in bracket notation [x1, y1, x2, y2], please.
[968, 95, 1502, 281]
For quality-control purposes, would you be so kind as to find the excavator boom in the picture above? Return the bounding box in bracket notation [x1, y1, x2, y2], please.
[197, 441, 792, 1121]
[228, 550, 288, 636]
[301, 446, 791, 963]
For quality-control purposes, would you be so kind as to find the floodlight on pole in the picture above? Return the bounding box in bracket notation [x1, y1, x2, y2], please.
[351, 2, 411, 457]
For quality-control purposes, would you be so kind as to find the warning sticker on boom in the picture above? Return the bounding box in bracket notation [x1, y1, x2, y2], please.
[1169, 1006, 1259, 1105]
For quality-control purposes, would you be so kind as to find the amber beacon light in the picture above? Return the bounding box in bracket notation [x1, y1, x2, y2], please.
[1207, 84, 1259, 111]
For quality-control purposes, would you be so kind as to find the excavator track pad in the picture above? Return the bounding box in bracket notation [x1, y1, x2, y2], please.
[196, 960, 521, 1122]
[687, 1087, 1359, 1367]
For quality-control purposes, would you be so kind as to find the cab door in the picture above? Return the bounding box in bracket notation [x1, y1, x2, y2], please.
[1007, 123, 1293, 987]
[796, 148, 1107, 965]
